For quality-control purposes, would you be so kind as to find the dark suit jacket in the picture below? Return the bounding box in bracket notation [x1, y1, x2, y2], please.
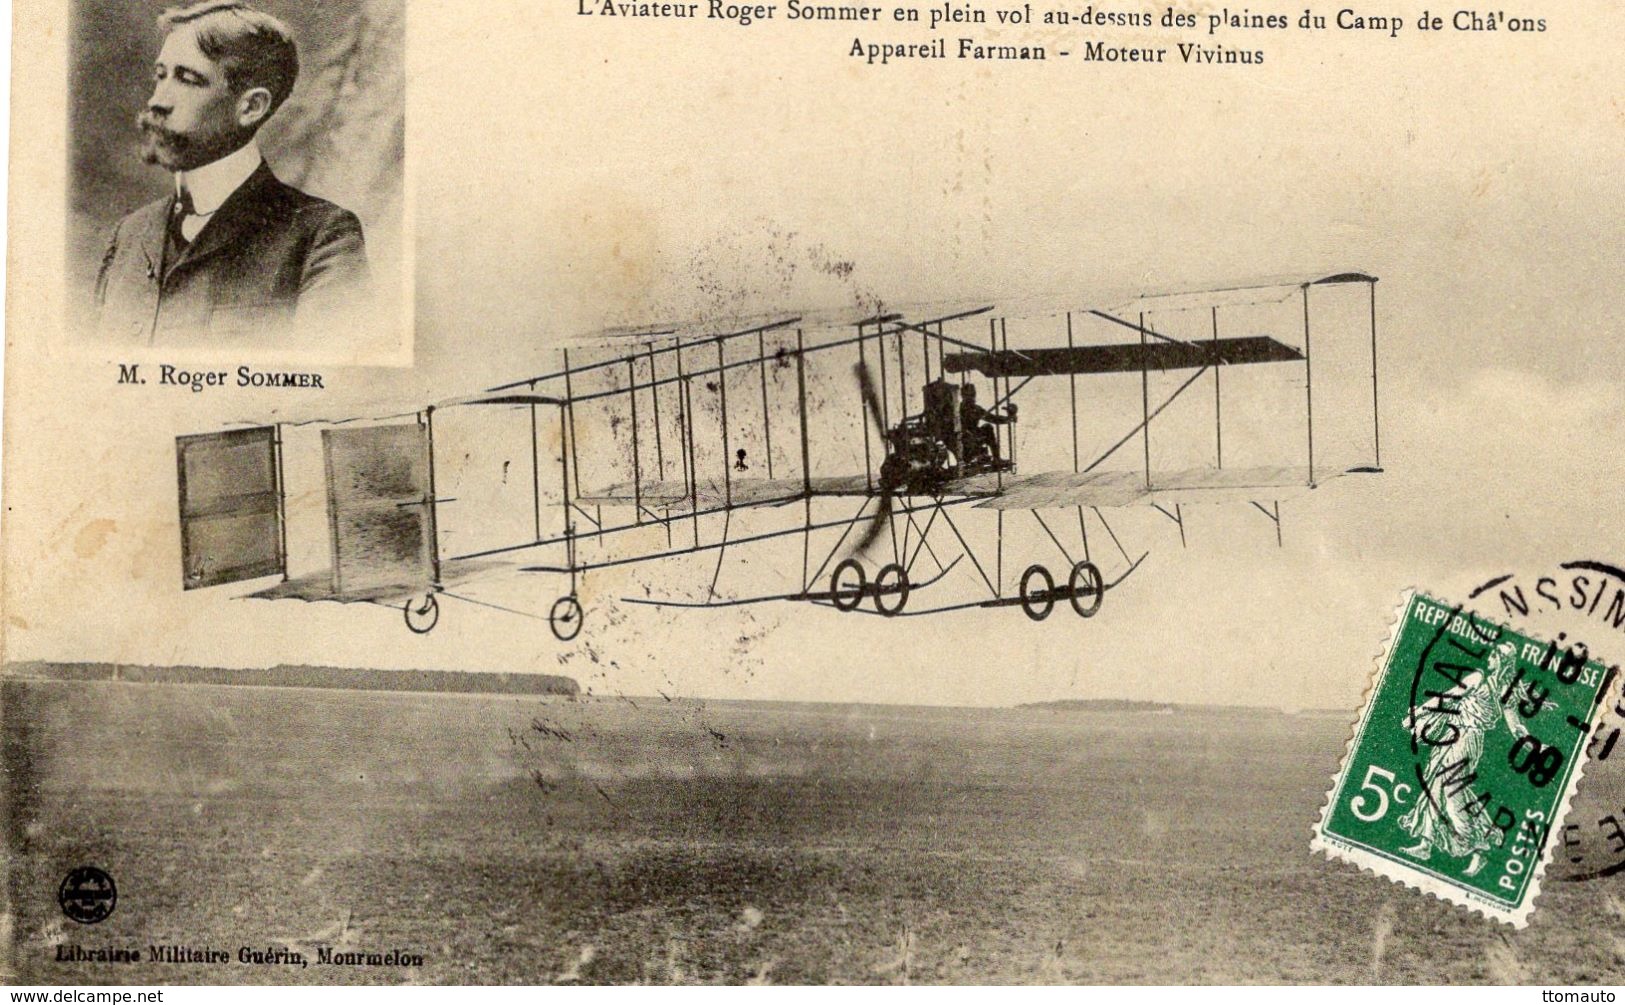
[95, 162, 368, 345]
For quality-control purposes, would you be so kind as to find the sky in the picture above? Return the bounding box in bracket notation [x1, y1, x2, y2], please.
[4, 0, 1623, 710]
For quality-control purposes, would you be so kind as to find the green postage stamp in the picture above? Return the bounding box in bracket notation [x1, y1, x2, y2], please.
[1313, 589, 1615, 926]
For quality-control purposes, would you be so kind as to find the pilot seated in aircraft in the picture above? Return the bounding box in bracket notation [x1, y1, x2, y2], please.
[922, 378, 958, 442]
[959, 383, 1016, 467]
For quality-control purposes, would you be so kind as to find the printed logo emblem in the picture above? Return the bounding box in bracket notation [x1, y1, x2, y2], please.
[59, 866, 117, 924]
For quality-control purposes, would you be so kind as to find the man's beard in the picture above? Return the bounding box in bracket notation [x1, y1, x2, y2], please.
[136, 111, 250, 173]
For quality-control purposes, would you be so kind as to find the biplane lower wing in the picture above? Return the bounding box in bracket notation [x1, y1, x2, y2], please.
[577, 466, 1342, 512]
[968, 465, 1354, 510]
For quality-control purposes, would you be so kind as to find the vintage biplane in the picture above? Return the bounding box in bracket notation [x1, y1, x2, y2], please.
[175, 273, 1383, 641]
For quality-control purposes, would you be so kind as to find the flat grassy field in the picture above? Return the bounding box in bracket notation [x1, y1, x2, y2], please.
[5, 678, 1623, 984]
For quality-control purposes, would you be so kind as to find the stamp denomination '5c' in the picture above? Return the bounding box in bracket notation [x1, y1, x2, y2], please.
[1313, 589, 1614, 927]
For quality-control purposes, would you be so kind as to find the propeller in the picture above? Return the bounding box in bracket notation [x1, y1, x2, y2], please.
[850, 362, 896, 557]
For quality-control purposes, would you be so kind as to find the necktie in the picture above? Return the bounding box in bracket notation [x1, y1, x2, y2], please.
[170, 189, 195, 252]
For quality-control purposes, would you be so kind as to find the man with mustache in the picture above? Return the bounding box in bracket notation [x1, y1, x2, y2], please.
[94, 1, 368, 346]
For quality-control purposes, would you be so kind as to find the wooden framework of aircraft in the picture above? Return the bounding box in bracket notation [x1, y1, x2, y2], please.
[174, 272, 1383, 641]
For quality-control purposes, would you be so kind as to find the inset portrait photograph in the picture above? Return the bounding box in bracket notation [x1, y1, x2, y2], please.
[69, 0, 407, 362]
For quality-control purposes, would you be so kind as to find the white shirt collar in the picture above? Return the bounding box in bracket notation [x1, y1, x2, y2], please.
[175, 142, 263, 215]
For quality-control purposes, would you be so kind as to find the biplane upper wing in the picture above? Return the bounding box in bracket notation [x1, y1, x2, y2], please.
[1108, 270, 1377, 315]
[437, 392, 567, 407]
[943, 335, 1303, 378]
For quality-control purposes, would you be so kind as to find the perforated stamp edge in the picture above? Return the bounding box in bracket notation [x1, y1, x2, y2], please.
[1310, 587, 1604, 928]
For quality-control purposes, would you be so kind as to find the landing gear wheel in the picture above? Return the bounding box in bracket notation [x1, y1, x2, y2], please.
[404, 593, 439, 634]
[831, 559, 866, 611]
[874, 562, 910, 617]
[1020, 565, 1055, 621]
[550, 595, 584, 642]
[1068, 560, 1104, 618]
